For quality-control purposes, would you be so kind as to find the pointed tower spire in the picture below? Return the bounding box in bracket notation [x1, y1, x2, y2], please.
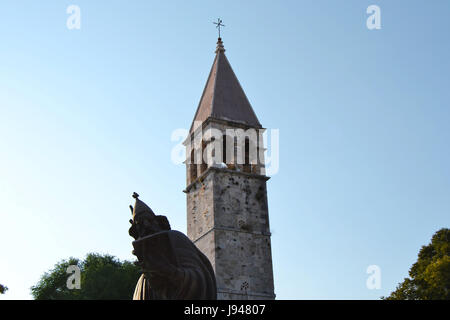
[190, 37, 261, 132]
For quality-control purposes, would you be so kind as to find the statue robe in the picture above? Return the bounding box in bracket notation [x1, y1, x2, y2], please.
[132, 230, 217, 300]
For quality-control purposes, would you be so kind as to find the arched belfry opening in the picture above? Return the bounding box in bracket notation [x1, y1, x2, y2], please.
[200, 140, 208, 175]
[189, 148, 197, 183]
[222, 134, 227, 165]
[243, 137, 251, 173]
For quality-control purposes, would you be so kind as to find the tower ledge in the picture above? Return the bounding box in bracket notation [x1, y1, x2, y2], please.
[183, 166, 270, 193]
[183, 116, 264, 147]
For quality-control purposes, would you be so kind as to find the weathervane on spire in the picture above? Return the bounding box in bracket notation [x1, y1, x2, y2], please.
[213, 18, 225, 38]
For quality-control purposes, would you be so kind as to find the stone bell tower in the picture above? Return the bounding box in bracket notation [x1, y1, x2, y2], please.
[184, 38, 275, 300]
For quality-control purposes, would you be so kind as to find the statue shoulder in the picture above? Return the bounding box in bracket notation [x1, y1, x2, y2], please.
[167, 230, 191, 242]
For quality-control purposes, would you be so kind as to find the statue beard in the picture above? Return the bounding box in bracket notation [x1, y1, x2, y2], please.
[129, 219, 160, 240]
[137, 219, 161, 239]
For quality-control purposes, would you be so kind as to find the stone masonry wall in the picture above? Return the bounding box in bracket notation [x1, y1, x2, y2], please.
[186, 168, 275, 300]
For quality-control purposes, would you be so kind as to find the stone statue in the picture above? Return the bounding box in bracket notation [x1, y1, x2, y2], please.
[128, 193, 217, 300]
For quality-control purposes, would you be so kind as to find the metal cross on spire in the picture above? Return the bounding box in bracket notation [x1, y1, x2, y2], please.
[213, 18, 225, 38]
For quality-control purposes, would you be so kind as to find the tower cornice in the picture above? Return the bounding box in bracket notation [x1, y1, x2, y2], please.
[183, 166, 270, 193]
[183, 116, 265, 146]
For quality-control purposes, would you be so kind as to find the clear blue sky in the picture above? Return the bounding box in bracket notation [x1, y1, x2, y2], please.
[1, 0, 449, 299]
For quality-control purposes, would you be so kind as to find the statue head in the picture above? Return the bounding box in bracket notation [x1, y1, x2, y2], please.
[128, 192, 171, 240]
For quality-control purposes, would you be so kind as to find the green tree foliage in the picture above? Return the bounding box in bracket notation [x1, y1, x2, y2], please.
[0, 284, 8, 294]
[384, 228, 450, 300]
[31, 253, 141, 300]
